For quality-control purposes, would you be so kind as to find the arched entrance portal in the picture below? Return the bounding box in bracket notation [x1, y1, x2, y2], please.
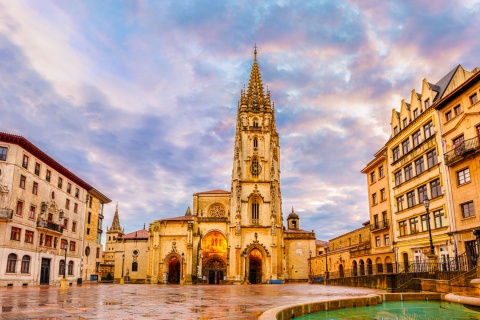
[248, 249, 262, 284]
[202, 231, 227, 284]
[168, 257, 180, 284]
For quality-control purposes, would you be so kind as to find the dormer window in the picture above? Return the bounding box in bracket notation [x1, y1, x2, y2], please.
[402, 118, 408, 128]
[393, 126, 398, 136]
[413, 109, 419, 119]
[425, 98, 430, 109]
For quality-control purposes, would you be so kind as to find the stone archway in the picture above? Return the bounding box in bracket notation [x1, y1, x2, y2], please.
[248, 248, 262, 284]
[202, 231, 227, 284]
[168, 256, 180, 284]
[204, 255, 226, 284]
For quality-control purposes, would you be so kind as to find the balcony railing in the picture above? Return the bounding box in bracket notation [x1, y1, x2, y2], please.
[444, 136, 480, 166]
[36, 220, 64, 233]
[0, 208, 13, 220]
[371, 219, 389, 231]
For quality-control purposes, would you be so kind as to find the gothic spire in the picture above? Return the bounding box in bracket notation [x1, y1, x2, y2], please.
[246, 46, 266, 108]
[110, 202, 122, 231]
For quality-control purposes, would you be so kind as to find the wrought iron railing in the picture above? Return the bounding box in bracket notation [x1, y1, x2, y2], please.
[0, 208, 13, 220]
[371, 219, 389, 231]
[36, 220, 64, 233]
[444, 136, 480, 165]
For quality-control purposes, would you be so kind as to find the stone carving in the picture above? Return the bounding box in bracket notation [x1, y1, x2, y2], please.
[209, 204, 226, 218]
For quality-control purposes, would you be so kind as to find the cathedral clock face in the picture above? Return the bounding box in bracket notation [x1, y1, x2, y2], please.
[250, 161, 262, 176]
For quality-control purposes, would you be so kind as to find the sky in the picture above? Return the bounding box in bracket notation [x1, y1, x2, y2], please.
[1, 0, 480, 241]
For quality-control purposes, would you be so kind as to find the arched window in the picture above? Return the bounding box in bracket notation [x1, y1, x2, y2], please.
[251, 198, 259, 224]
[21, 256, 31, 273]
[6, 254, 17, 273]
[250, 157, 261, 178]
[253, 137, 258, 148]
[132, 261, 138, 272]
[59, 260, 65, 276]
[68, 261, 74, 275]
[253, 119, 259, 127]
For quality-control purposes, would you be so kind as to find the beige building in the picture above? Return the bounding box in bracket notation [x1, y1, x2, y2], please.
[107, 50, 316, 284]
[361, 146, 395, 272]
[435, 68, 480, 267]
[0, 132, 109, 286]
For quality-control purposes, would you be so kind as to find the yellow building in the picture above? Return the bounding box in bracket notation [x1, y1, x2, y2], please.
[361, 146, 395, 272]
[387, 65, 477, 270]
[108, 50, 316, 284]
[435, 68, 480, 267]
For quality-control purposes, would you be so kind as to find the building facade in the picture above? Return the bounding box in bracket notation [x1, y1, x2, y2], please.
[0, 132, 109, 286]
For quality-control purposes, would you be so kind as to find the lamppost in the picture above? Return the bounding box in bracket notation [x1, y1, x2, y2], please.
[324, 244, 329, 284]
[60, 241, 68, 289]
[423, 195, 435, 255]
[308, 250, 312, 283]
[120, 253, 125, 285]
[181, 253, 185, 285]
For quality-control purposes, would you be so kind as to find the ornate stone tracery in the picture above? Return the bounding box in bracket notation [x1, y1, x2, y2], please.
[209, 204, 226, 218]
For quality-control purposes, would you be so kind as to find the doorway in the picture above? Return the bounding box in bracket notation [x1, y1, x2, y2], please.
[204, 255, 226, 284]
[465, 240, 478, 269]
[248, 249, 262, 284]
[40, 258, 50, 285]
[168, 257, 180, 284]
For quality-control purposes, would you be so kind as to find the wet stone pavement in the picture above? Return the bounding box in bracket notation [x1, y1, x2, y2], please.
[0, 283, 383, 319]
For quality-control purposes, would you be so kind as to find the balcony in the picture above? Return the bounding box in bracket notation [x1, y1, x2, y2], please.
[371, 219, 389, 232]
[0, 208, 13, 220]
[36, 220, 64, 234]
[444, 136, 480, 166]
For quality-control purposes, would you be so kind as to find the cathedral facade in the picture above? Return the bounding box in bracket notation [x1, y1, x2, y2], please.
[107, 50, 317, 284]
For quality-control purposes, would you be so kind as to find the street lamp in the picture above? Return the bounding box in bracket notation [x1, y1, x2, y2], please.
[423, 195, 435, 255]
[181, 253, 185, 284]
[63, 241, 68, 279]
[308, 249, 312, 283]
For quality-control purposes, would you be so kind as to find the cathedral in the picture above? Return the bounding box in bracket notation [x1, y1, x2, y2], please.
[104, 49, 317, 284]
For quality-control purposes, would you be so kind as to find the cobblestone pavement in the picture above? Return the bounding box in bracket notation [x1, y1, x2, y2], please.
[0, 283, 383, 319]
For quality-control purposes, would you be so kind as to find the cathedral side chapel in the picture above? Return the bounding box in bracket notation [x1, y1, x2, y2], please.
[106, 49, 317, 284]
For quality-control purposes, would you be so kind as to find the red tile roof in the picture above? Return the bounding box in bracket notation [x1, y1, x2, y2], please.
[122, 229, 149, 239]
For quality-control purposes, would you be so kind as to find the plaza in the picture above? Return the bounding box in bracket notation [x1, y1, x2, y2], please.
[0, 283, 382, 319]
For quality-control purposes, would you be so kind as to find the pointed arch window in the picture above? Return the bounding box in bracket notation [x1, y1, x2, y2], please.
[250, 157, 261, 178]
[252, 198, 259, 224]
[253, 137, 258, 149]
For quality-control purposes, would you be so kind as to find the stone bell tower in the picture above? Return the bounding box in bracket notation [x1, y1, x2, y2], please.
[228, 47, 284, 283]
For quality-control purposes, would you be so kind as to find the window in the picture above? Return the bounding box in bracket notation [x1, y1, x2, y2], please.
[58, 177, 63, 189]
[394, 171, 402, 186]
[415, 157, 425, 175]
[397, 196, 404, 211]
[409, 217, 419, 234]
[65, 199, 70, 210]
[32, 182, 38, 195]
[454, 105, 462, 115]
[412, 130, 421, 147]
[413, 109, 419, 119]
[68, 261, 74, 275]
[417, 185, 427, 204]
[421, 214, 429, 232]
[370, 171, 376, 183]
[427, 149, 438, 168]
[434, 209, 445, 228]
[72, 221, 77, 233]
[424, 121, 434, 139]
[87, 228, 90, 235]
[16, 201, 23, 216]
[22, 155, 29, 169]
[477, 124, 480, 136]
[373, 214, 379, 228]
[430, 179, 442, 198]
[88, 212, 92, 224]
[25, 230, 34, 243]
[59, 260, 66, 276]
[394, 126, 398, 136]
[251, 198, 259, 224]
[425, 98, 430, 109]
[402, 139, 410, 154]
[407, 191, 416, 208]
[132, 261, 138, 272]
[461, 201, 475, 218]
[404, 164, 413, 180]
[445, 111, 452, 121]
[46, 169, 51, 182]
[372, 193, 377, 205]
[74, 203, 78, 213]
[0, 147, 7, 161]
[61, 239, 67, 249]
[70, 241, 76, 252]
[6, 254, 17, 273]
[20, 175, 26, 189]
[21, 256, 30, 273]
[457, 168, 471, 185]
[376, 236, 381, 247]
[29, 206, 35, 220]
[379, 166, 384, 178]
[63, 219, 68, 229]
[453, 135, 464, 154]
[380, 188, 386, 201]
[384, 234, 390, 246]
[45, 235, 52, 247]
[393, 146, 400, 161]
[75, 188, 79, 198]
[253, 137, 258, 148]
[10, 227, 21, 241]
[35, 163, 40, 175]
[399, 221, 407, 236]
[470, 93, 478, 105]
[403, 118, 408, 128]
[96, 248, 100, 259]
[89, 196, 93, 208]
